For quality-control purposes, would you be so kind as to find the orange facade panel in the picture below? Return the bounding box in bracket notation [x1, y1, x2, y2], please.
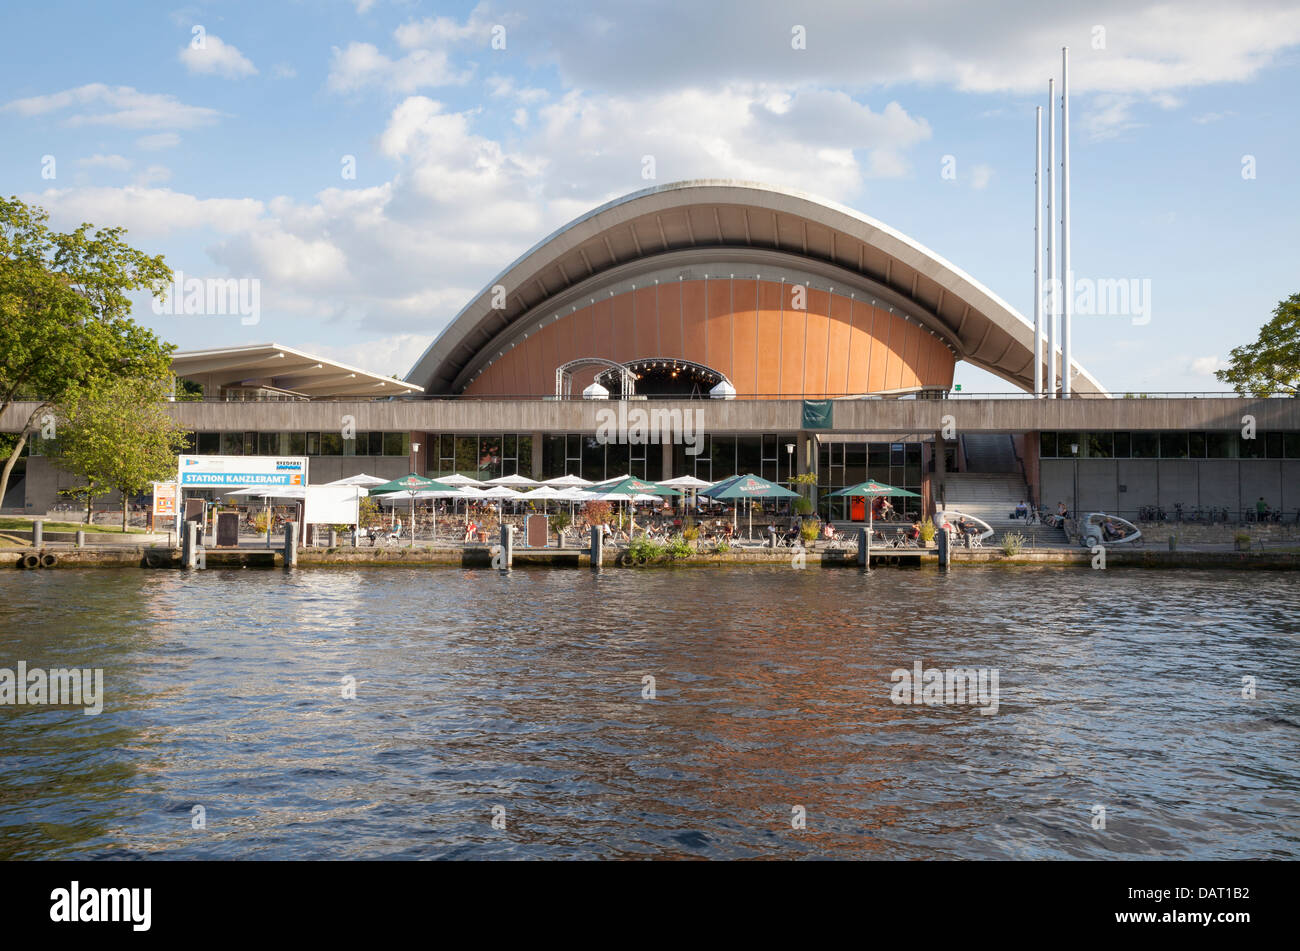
[461, 278, 955, 397]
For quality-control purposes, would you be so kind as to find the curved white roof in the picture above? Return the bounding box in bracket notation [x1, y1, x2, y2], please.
[407, 180, 1105, 396]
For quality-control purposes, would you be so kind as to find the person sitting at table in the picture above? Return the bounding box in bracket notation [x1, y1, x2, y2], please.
[823, 522, 838, 541]
[906, 519, 922, 542]
[463, 519, 478, 543]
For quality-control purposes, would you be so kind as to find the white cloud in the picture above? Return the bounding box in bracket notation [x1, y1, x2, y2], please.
[78, 154, 131, 171]
[327, 42, 469, 93]
[137, 132, 181, 150]
[1193, 111, 1234, 123]
[3, 84, 221, 129]
[306, 333, 435, 378]
[134, 165, 172, 186]
[25, 186, 265, 237]
[178, 34, 258, 79]
[970, 164, 994, 190]
[1191, 356, 1225, 376]
[273, 63, 298, 79]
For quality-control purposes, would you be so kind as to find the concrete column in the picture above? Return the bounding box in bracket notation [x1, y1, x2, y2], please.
[531, 432, 544, 480]
[182, 521, 198, 569]
[75, 530, 85, 548]
[590, 525, 603, 568]
[933, 431, 946, 510]
[32, 519, 43, 549]
[661, 441, 674, 481]
[284, 522, 298, 567]
[499, 523, 514, 569]
[328, 529, 338, 549]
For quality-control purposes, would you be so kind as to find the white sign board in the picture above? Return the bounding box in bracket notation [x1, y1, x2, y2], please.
[304, 485, 362, 525]
[178, 455, 308, 488]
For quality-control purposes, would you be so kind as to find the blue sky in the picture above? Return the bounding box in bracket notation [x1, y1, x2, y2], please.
[3, 0, 1298, 392]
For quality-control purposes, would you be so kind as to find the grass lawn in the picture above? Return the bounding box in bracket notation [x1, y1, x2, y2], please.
[0, 516, 148, 534]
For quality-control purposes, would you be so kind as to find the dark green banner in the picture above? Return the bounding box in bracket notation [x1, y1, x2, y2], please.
[801, 399, 833, 429]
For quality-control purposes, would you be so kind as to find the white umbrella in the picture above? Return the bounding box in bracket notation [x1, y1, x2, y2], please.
[485, 474, 538, 487]
[658, 475, 713, 488]
[326, 473, 389, 487]
[434, 473, 487, 487]
[478, 485, 522, 499]
[522, 486, 562, 500]
[224, 485, 306, 498]
[543, 474, 592, 488]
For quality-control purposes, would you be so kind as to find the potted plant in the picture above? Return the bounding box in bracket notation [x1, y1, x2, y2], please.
[1234, 531, 1252, 551]
[919, 517, 936, 547]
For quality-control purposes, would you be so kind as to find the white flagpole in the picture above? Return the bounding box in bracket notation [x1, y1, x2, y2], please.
[1046, 78, 1057, 398]
[1034, 105, 1043, 397]
[1061, 46, 1072, 398]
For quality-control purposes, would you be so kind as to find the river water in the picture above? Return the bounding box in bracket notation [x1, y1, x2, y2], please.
[1, 566, 1296, 860]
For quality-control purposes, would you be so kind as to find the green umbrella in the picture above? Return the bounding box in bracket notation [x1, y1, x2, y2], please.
[369, 474, 457, 544]
[701, 474, 799, 537]
[585, 477, 680, 534]
[828, 479, 920, 561]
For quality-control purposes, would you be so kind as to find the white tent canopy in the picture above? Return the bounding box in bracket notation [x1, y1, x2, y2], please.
[325, 473, 389, 487]
[485, 474, 538, 487]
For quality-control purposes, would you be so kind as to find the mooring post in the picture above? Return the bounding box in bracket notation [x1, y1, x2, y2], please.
[284, 521, 298, 567]
[590, 525, 603, 568]
[182, 521, 198, 569]
[75, 529, 85, 548]
[937, 524, 951, 569]
[499, 523, 514, 569]
[33, 519, 43, 549]
[858, 526, 869, 568]
[328, 528, 338, 549]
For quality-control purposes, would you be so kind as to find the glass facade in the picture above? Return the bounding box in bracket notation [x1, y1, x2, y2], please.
[1040, 431, 1299, 459]
[189, 432, 412, 457]
[817, 441, 924, 521]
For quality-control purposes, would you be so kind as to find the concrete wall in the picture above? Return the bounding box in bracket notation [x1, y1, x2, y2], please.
[1041, 458, 1300, 518]
[6, 397, 1298, 436]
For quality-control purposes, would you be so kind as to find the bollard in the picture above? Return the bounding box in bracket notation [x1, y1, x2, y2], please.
[75, 529, 85, 548]
[858, 526, 869, 567]
[937, 525, 951, 569]
[182, 521, 198, 569]
[284, 521, 298, 567]
[590, 525, 603, 568]
[769, 526, 777, 549]
[328, 529, 338, 549]
[499, 523, 514, 569]
[33, 519, 43, 549]
[1168, 534, 1177, 551]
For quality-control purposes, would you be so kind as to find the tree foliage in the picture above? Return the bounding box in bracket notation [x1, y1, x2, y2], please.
[0, 196, 174, 505]
[52, 376, 188, 531]
[1215, 293, 1300, 397]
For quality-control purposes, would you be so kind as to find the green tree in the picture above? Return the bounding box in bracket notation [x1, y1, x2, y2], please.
[1215, 293, 1300, 397]
[52, 376, 188, 531]
[0, 196, 174, 506]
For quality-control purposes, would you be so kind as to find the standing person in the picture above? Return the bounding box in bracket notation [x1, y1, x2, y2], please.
[1257, 497, 1269, 522]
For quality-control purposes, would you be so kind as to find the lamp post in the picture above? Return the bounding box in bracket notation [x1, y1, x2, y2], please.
[1070, 442, 1079, 525]
[785, 442, 796, 518]
[410, 441, 421, 546]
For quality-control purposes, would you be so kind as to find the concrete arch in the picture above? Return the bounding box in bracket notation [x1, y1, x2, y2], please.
[408, 180, 1105, 397]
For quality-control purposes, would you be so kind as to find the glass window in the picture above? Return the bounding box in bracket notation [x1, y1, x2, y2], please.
[306, 432, 320, 456]
[543, 435, 566, 478]
[1285, 433, 1300, 459]
[440, 433, 455, 461]
[737, 436, 762, 477]
[353, 432, 368, 456]
[1265, 432, 1283, 459]
[1057, 433, 1080, 457]
[198, 432, 220, 454]
[1112, 432, 1130, 458]
[516, 435, 532, 477]
[288, 432, 306, 456]
[320, 432, 343, 455]
[1206, 432, 1236, 458]
[1039, 431, 1057, 458]
[711, 435, 735, 480]
[890, 443, 905, 467]
[1130, 433, 1158, 458]
[605, 441, 629, 479]
[479, 435, 503, 478]
[1085, 432, 1113, 458]
[503, 434, 517, 460]
[1159, 432, 1188, 458]
[383, 432, 407, 457]
[220, 432, 243, 455]
[582, 435, 605, 482]
[1187, 432, 1206, 458]
[1239, 433, 1265, 459]
[258, 432, 278, 456]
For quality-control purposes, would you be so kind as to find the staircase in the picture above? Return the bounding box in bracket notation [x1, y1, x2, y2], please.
[941, 435, 1069, 547]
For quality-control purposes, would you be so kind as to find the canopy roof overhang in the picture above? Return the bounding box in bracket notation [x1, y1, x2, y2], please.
[406, 180, 1106, 397]
[171, 343, 424, 400]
